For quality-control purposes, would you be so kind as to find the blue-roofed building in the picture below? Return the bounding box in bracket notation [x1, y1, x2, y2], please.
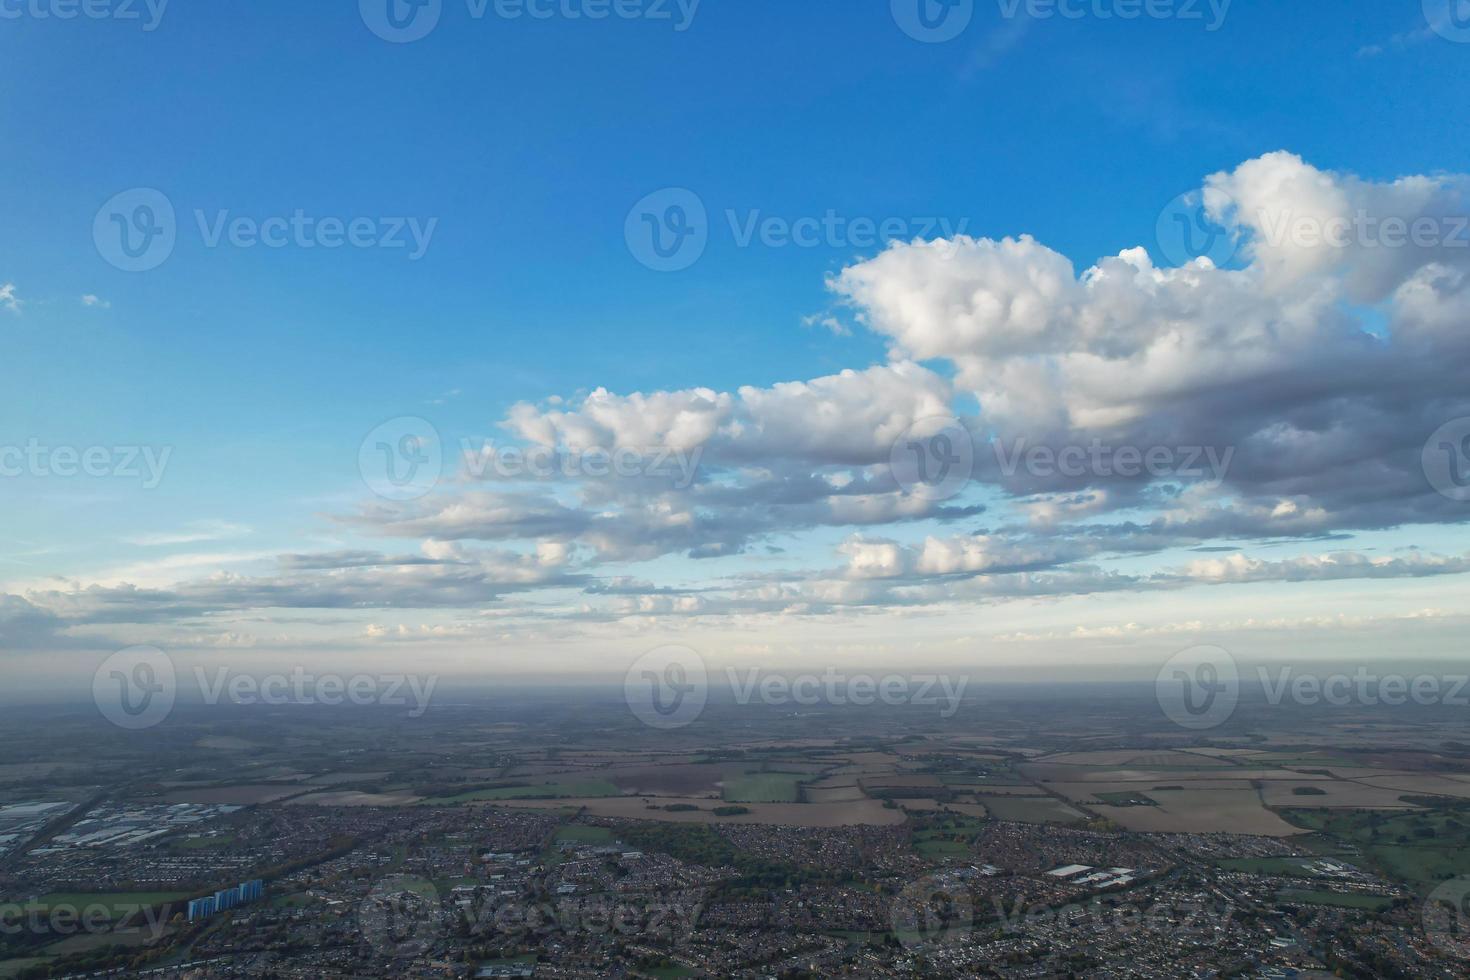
[188, 879, 266, 923]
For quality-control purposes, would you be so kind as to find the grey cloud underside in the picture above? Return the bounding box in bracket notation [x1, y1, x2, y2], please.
[1, 551, 588, 647]
[342, 480, 986, 563]
[5, 541, 1468, 649]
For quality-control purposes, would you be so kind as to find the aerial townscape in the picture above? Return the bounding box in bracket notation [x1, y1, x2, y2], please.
[2, 691, 1470, 978]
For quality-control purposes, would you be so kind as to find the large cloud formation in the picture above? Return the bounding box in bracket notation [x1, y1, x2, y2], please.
[830, 152, 1470, 534]
[8, 152, 1470, 651]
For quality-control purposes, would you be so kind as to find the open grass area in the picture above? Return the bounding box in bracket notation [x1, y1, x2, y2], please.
[1284, 805, 1470, 893]
[981, 795, 1086, 825]
[916, 839, 970, 859]
[554, 825, 615, 844]
[22, 892, 189, 919]
[1278, 888, 1396, 911]
[912, 816, 987, 860]
[722, 773, 803, 803]
[423, 779, 622, 804]
[914, 818, 987, 838]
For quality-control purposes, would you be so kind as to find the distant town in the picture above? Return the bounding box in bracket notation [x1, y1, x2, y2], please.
[2, 689, 1468, 978]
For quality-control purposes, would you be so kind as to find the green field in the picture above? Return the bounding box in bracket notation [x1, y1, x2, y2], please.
[916, 839, 970, 859]
[722, 773, 802, 803]
[423, 779, 621, 804]
[1284, 805, 1470, 893]
[914, 817, 987, 837]
[21, 892, 189, 919]
[1278, 889, 1396, 911]
[912, 817, 987, 860]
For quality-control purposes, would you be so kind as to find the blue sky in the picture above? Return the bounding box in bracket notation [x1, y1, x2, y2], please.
[4, 1, 1470, 686]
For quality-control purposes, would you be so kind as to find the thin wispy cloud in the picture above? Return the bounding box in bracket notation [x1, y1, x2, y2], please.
[123, 520, 252, 547]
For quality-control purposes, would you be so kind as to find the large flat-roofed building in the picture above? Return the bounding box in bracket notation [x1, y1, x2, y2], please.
[189, 879, 266, 922]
